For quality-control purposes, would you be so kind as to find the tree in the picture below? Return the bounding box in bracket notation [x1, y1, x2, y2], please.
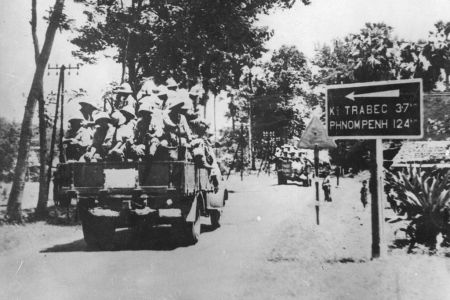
[7, 0, 66, 223]
[255, 46, 312, 140]
[262, 45, 311, 95]
[71, 0, 311, 112]
[32, 0, 49, 218]
[0, 118, 20, 182]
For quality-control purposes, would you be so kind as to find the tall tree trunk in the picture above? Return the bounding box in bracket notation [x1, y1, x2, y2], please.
[31, 0, 50, 218]
[121, 32, 130, 84]
[36, 93, 49, 218]
[7, 0, 65, 223]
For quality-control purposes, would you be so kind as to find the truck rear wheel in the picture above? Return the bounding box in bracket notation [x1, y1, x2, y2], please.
[278, 172, 287, 185]
[80, 209, 116, 251]
[210, 209, 221, 228]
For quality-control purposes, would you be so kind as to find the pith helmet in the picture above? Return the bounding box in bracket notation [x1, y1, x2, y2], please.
[182, 98, 194, 112]
[189, 84, 204, 97]
[120, 105, 136, 119]
[139, 80, 157, 96]
[139, 95, 162, 109]
[115, 82, 133, 94]
[110, 110, 123, 124]
[148, 94, 163, 109]
[166, 97, 185, 111]
[78, 98, 98, 110]
[94, 111, 111, 124]
[125, 94, 137, 104]
[157, 85, 168, 96]
[138, 99, 157, 114]
[166, 77, 178, 88]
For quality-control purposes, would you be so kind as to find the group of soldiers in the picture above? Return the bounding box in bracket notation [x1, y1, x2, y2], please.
[63, 77, 219, 175]
[274, 144, 309, 173]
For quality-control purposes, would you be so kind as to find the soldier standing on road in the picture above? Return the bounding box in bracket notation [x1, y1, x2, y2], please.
[360, 180, 368, 208]
[335, 165, 340, 186]
[322, 171, 332, 202]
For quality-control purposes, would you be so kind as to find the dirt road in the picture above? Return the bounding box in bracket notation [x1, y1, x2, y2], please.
[1, 174, 449, 300]
[0, 174, 309, 300]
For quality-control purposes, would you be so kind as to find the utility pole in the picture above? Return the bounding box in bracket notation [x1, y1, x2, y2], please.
[46, 64, 80, 191]
[240, 123, 244, 181]
[248, 72, 256, 170]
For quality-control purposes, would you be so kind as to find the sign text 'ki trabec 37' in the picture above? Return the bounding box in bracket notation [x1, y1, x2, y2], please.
[326, 79, 423, 139]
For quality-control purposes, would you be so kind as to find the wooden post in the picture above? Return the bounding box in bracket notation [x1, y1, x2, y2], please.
[58, 65, 66, 163]
[240, 123, 244, 181]
[371, 139, 386, 258]
[46, 70, 63, 192]
[248, 72, 255, 171]
[226, 144, 240, 180]
[314, 145, 320, 225]
[336, 166, 340, 186]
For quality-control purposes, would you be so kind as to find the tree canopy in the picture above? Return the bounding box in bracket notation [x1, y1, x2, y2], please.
[72, 0, 311, 96]
[313, 22, 450, 91]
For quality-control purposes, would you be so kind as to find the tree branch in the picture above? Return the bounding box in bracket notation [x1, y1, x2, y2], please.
[31, 0, 40, 63]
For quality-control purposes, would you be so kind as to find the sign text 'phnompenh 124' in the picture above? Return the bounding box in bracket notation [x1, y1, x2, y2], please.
[326, 79, 423, 139]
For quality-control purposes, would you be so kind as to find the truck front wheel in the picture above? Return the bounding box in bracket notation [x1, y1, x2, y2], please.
[185, 208, 201, 244]
[80, 209, 116, 251]
[210, 209, 221, 228]
[278, 172, 287, 185]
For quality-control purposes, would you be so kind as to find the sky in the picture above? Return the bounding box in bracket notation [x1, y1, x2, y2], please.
[1, 0, 450, 127]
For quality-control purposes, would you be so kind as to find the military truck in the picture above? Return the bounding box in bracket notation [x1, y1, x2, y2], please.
[276, 159, 312, 186]
[53, 156, 227, 250]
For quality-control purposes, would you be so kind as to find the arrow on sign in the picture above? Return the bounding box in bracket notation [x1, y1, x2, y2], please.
[345, 89, 400, 101]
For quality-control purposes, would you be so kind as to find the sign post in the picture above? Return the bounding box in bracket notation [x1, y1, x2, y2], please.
[298, 115, 337, 225]
[326, 79, 423, 259]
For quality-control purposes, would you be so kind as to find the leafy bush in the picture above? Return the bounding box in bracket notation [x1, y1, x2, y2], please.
[0, 118, 20, 181]
[386, 167, 450, 249]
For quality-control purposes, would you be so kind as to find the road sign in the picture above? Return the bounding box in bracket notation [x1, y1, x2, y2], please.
[326, 79, 423, 139]
[298, 116, 337, 149]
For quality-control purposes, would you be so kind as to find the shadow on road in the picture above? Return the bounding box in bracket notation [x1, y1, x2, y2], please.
[271, 183, 308, 187]
[41, 224, 218, 253]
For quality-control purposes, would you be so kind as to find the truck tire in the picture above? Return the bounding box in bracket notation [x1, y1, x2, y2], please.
[277, 172, 286, 185]
[185, 207, 201, 245]
[80, 209, 116, 251]
[210, 209, 221, 228]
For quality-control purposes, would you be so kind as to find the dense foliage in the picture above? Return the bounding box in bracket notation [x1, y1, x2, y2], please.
[386, 168, 450, 249]
[0, 118, 20, 182]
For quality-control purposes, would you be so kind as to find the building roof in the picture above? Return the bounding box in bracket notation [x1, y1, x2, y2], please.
[391, 141, 450, 168]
